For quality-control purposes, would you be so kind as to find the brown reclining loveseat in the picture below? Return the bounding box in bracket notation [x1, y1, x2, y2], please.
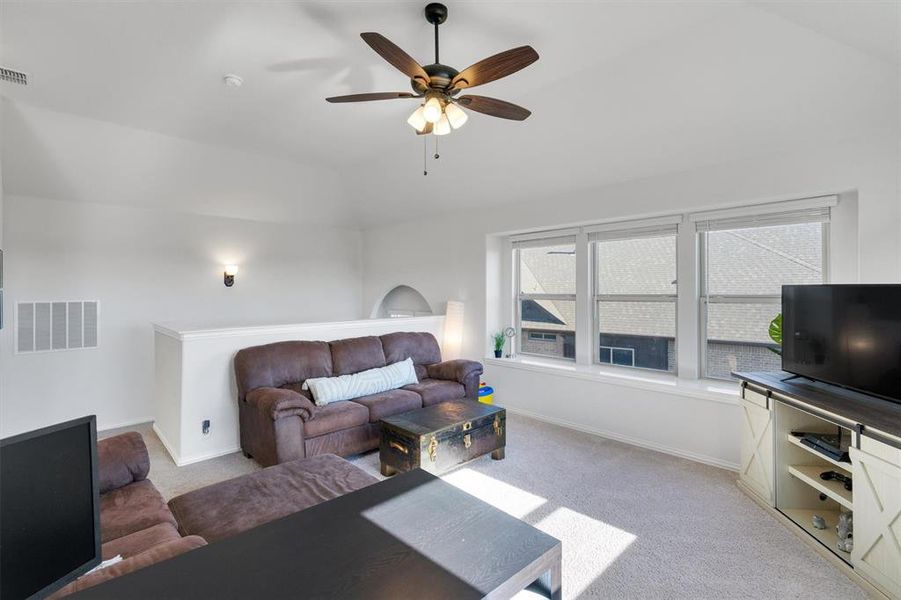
[235, 332, 483, 467]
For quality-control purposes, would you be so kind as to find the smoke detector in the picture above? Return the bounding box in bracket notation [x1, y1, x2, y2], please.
[222, 74, 243, 88]
[1, 67, 28, 85]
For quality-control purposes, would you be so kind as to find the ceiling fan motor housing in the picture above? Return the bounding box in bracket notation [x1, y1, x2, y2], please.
[412, 63, 460, 94]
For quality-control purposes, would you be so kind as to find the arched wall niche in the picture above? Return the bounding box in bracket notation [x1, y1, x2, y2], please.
[370, 284, 434, 319]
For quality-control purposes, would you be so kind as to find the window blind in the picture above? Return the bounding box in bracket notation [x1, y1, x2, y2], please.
[510, 230, 578, 249]
[587, 221, 680, 242]
[691, 196, 836, 232]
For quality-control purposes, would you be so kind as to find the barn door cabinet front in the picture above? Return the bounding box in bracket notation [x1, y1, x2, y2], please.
[850, 437, 901, 600]
[739, 386, 775, 506]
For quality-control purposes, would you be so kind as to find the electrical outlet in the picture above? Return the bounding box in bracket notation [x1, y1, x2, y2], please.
[202, 420, 211, 436]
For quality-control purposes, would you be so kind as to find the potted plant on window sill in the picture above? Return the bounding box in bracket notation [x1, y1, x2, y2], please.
[492, 331, 506, 358]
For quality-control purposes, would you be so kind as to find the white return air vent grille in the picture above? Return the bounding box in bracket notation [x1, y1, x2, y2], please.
[16, 301, 99, 353]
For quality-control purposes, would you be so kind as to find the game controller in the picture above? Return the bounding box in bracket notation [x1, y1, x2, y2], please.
[820, 470, 852, 491]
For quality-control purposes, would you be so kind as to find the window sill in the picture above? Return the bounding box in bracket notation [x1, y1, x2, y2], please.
[484, 356, 740, 405]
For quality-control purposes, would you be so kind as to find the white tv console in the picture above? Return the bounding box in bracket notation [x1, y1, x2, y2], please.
[737, 371, 901, 599]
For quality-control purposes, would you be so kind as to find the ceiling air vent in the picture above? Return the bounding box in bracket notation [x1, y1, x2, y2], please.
[0, 67, 28, 85]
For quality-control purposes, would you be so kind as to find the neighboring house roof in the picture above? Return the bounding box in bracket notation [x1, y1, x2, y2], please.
[521, 299, 565, 325]
[520, 222, 822, 344]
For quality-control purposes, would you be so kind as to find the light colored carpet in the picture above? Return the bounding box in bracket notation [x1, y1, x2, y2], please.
[108, 414, 865, 599]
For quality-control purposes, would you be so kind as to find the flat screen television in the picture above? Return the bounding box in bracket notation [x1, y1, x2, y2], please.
[783, 284, 901, 404]
[1, 416, 101, 599]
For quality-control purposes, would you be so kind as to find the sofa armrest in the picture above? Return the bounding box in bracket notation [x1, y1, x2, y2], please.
[98, 432, 150, 495]
[49, 536, 207, 598]
[245, 387, 317, 422]
[427, 360, 484, 399]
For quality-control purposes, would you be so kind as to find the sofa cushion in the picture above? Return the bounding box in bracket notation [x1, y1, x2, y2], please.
[279, 382, 314, 401]
[234, 341, 332, 401]
[168, 454, 378, 543]
[98, 432, 150, 494]
[49, 536, 207, 599]
[100, 479, 177, 543]
[350, 389, 423, 422]
[329, 336, 386, 376]
[304, 423, 378, 458]
[303, 400, 369, 438]
[101, 522, 181, 560]
[404, 378, 466, 406]
[380, 332, 442, 367]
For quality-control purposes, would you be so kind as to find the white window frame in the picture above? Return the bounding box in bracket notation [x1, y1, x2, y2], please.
[512, 232, 578, 360]
[501, 195, 837, 384]
[696, 214, 831, 380]
[590, 219, 680, 373]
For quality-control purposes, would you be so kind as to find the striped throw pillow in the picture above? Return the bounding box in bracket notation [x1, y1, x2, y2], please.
[303, 358, 419, 406]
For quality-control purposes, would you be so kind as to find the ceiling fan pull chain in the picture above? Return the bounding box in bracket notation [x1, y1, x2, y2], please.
[423, 135, 428, 176]
[434, 136, 439, 160]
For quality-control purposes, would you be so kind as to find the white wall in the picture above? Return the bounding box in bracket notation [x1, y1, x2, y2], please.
[0, 100, 366, 437]
[0, 195, 363, 437]
[361, 136, 900, 468]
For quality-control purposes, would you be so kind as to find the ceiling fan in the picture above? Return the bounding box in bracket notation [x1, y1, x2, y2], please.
[326, 2, 539, 136]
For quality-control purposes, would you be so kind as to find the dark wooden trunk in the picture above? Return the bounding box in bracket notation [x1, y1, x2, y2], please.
[380, 402, 506, 475]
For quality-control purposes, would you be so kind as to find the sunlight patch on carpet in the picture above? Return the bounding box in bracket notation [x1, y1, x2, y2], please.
[442, 468, 547, 518]
[535, 507, 636, 597]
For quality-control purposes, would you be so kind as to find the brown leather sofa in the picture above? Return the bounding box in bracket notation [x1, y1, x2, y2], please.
[235, 332, 483, 467]
[51, 432, 206, 598]
[55, 432, 378, 597]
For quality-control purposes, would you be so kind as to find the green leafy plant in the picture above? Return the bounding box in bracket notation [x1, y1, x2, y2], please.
[492, 331, 506, 352]
[768, 313, 783, 356]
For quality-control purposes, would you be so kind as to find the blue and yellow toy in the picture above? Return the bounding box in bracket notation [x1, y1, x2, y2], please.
[478, 382, 494, 404]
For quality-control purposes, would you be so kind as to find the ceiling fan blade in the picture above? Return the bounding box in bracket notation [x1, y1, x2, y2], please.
[456, 95, 531, 121]
[450, 46, 539, 91]
[360, 32, 430, 84]
[415, 122, 434, 136]
[326, 92, 417, 103]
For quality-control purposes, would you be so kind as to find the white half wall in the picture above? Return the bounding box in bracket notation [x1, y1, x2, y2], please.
[361, 136, 900, 468]
[153, 315, 446, 466]
[0, 195, 364, 437]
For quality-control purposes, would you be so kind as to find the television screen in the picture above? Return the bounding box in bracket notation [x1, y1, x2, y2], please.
[1, 416, 100, 599]
[783, 285, 901, 403]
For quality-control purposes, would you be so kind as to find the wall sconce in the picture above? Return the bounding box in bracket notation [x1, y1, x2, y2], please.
[223, 265, 239, 287]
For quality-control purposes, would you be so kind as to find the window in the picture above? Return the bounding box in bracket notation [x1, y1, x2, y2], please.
[591, 222, 678, 372]
[599, 346, 635, 366]
[529, 332, 557, 341]
[503, 195, 835, 383]
[514, 235, 576, 360]
[699, 212, 828, 380]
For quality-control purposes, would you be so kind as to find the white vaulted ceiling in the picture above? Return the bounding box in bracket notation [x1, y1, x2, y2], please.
[1, 1, 898, 227]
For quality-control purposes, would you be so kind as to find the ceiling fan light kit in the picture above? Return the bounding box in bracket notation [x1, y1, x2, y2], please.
[444, 102, 468, 129]
[326, 2, 539, 164]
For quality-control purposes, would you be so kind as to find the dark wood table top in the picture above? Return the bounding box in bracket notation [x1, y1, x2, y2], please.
[73, 469, 560, 600]
[382, 400, 504, 437]
[737, 371, 901, 444]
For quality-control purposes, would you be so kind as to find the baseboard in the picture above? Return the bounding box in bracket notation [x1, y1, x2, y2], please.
[151, 423, 241, 466]
[175, 446, 242, 467]
[152, 423, 181, 465]
[98, 417, 154, 432]
[504, 406, 740, 472]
